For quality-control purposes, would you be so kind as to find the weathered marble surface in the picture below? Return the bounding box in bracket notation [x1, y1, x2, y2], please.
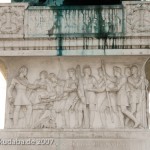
[0, 1, 150, 39]
[0, 2, 149, 51]
[25, 6, 123, 37]
[1, 56, 149, 130]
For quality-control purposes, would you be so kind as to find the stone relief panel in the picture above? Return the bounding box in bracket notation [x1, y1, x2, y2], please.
[25, 7, 123, 37]
[0, 4, 28, 38]
[4, 56, 149, 129]
[124, 2, 150, 36]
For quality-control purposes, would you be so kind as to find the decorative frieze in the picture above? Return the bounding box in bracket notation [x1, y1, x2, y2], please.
[4, 56, 149, 129]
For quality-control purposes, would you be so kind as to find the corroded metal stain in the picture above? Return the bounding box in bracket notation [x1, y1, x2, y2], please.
[26, 6, 123, 37]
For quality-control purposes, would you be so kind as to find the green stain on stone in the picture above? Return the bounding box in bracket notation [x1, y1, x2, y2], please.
[12, 0, 64, 6]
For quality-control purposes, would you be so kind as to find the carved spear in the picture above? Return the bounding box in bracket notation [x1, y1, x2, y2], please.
[101, 60, 114, 123]
[76, 65, 86, 105]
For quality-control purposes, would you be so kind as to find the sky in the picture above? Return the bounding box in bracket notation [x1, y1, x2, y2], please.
[0, 72, 6, 129]
[0, 0, 10, 2]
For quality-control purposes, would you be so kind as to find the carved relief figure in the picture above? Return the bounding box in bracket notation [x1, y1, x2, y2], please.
[108, 66, 141, 128]
[128, 66, 143, 116]
[48, 73, 66, 128]
[87, 67, 107, 128]
[76, 65, 89, 129]
[128, 65, 148, 128]
[29, 70, 50, 105]
[30, 71, 57, 129]
[8, 66, 35, 128]
[82, 65, 97, 128]
[64, 68, 79, 128]
[101, 62, 122, 128]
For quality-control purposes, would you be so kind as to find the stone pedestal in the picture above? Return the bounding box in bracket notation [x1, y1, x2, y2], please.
[0, 130, 150, 150]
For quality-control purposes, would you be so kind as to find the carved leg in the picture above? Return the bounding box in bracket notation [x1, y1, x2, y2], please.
[112, 106, 123, 128]
[13, 106, 21, 128]
[125, 103, 137, 126]
[131, 103, 137, 116]
[26, 105, 32, 128]
[121, 106, 140, 128]
[100, 112, 106, 128]
[89, 104, 95, 128]
[75, 110, 83, 128]
[99, 104, 107, 128]
[61, 111, 66, 128]
[78, 110, 83, 128]
[118, 107, 124, 128]
[75, 110, 79, 128]
[65, 111, 70, 128]
[83, 105, 89, 128]
[90, 110, 95, 128]
[125, 118, 130, 127]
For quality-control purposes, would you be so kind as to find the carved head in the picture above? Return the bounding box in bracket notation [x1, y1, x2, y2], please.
[124, 67, 131, 77]
[18, 66, 28, 77]
[49, 73, 57, 82]
[131, 65, 138, 75]
[97, 67, 104, 77]
[68, 68, 76, 78]
[83, 65, 92, 76]
[113, 66, 121, 77]
[39, 70, 48, 79]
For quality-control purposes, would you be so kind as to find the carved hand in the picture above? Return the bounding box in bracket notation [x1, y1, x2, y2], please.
[9, 97, 14, 104]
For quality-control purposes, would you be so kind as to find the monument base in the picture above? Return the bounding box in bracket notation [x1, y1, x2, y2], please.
[0, 129, 149, 150]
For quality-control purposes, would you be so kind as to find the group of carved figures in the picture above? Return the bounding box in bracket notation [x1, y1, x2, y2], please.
[8, 61, 149, 129]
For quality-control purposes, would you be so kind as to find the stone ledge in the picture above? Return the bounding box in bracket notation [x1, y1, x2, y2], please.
[0, 129, 150, 139]
[0, 130, 150, 150]
[0, 49, 150, 56]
